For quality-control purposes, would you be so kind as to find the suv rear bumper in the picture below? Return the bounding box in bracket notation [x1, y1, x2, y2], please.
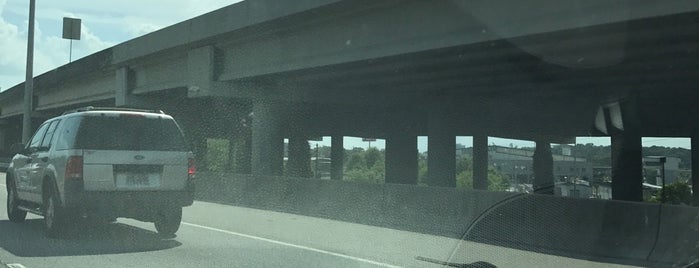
[63, 180, 194, 217]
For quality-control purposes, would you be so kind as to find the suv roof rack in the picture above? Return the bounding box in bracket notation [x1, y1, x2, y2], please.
[62, 106, 165, 115]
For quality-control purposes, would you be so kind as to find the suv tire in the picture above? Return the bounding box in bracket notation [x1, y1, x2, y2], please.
[6, 177, 27, 222]
[44, 182, 67, 238]
[154, 206, 182, 236]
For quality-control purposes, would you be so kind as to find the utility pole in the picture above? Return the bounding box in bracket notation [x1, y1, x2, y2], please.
[22, 0, 36, 144]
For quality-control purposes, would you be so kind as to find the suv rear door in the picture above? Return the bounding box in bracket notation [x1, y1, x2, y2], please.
[74, 114, 190, 191]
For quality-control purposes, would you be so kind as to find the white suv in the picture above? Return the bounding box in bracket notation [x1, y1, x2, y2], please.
[6, 107, 196, 237]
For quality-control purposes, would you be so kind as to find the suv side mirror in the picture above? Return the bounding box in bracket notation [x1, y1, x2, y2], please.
[9, 143, 26, 155]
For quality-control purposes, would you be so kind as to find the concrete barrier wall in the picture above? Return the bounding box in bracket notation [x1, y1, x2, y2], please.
[465, 194, 661, 265]
[194, 171, 518, 238]
[194, 172, 698, 266]
[647, 205, 699, 264]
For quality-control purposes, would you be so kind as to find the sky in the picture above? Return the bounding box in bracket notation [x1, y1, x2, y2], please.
[0, 0, 241, 91]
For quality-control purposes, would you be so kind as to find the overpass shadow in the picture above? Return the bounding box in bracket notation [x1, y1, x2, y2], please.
[0, 219, 181, 257]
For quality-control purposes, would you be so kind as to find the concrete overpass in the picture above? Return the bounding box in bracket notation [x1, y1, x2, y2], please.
[0, 0, 698, 202]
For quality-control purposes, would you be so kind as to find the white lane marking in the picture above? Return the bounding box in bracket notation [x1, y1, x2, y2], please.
[181, 221, 402, 268]
[7, 264, 27, 268]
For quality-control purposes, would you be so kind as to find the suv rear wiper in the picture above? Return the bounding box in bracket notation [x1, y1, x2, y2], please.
[683, 259, 699, 268]
[415, 256, 497, 268]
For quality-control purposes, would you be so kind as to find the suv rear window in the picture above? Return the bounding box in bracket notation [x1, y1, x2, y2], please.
[74, 115, 187, 151]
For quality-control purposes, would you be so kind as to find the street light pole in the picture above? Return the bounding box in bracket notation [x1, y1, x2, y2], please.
[22, 0, 36, 144]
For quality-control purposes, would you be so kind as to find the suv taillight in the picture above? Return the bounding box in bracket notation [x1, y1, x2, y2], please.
[65, 156, 83, 180]
[188, 158, 196, 179]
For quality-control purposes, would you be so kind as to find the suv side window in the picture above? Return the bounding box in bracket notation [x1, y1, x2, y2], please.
[54, 116, 81, 151]
[40, 120, 61, 150]
[28, 122, 51, 150]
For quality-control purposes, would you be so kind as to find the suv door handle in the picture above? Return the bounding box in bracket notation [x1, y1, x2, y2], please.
[41, 157, 49, 162]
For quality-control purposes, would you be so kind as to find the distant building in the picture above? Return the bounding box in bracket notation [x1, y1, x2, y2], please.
[458, 145, 594, 187]
[555, 180, 593, 198]
[643, 156, 682, 186]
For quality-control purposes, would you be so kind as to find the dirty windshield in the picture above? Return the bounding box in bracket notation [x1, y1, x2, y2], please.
[0, 1, 697, 268]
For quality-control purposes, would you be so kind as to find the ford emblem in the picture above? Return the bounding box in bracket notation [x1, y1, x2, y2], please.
[134, 155, 145, 160]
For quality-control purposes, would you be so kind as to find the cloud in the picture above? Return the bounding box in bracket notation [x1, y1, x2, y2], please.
[0, 0, 30, 90]
[0, 5, 114, 90]
[0, 0, 240, 90]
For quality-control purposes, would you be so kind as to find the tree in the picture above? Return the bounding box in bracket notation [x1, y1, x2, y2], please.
[345, 152, 365, 171]
[455, 156, 508, 191]
[650, 181, 692, 205]
[286, 139, 313, 178]
[364, 147, 381, 169]
[342, 147, 385, 184]
[206, 138, 229, 172]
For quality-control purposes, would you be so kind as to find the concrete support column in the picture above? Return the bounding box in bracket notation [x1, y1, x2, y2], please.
[187, 45, 226, 98]
[115, 67, 132, 107]
[331, 135, 344, 180]
[385, 134, 417, 184]
[287, 136, 311, 178]
[427, 132, 455, 187]
[426, 100, 456, 187]
[610, 133, 643, 201]
[533, 141, 554, 194]
[602, 98, 643, 201]
[115, 67, 152, 108]
[177, 115, 208, 171]
[472, 134, 489, 190]
[251, 101, 284, 176]
[0, 122, 6, 152]
[692, 136, 699, 206]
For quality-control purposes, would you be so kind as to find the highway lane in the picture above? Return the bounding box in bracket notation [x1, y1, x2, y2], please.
[0, 173, 638, 267]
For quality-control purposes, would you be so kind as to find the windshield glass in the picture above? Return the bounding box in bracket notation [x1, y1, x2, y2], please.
[0, 1, 697, 268]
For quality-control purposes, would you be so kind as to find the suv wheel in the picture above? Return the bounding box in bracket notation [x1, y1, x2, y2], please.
[6, 177, 27, 222]
[154, 206, 182, 236]
[43, 182, 66, 238]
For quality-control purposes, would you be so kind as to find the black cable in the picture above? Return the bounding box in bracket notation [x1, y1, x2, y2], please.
[442, 192, 529, 264]
[645, 203, 663, 261]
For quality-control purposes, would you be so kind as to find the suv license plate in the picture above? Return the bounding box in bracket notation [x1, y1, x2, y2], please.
[116, 173, 161, 188]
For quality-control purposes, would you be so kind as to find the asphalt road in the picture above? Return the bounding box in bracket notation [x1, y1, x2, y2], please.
[0, 173, 638, 268]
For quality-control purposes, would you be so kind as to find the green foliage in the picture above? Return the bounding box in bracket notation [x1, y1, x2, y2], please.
[206, 138, 229, 172]
[231, 136, 251, 173]
[456, 170, 473, 189]
[650, 181, 692, 205]
[286, 140, 313, 178]
[364, 147, 381, 169]
[343, 147, 385, 184]
[487, 168, 509, 191]
[455, 157, 508, 191]
[456, 167, 509, 191]
[345, 152, 365, 171]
